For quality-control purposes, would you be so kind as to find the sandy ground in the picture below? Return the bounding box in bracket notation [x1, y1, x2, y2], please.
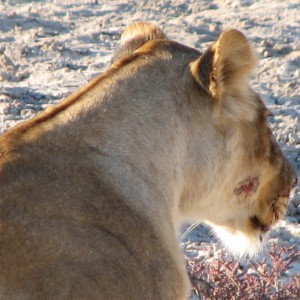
[0, 0, 299, 295]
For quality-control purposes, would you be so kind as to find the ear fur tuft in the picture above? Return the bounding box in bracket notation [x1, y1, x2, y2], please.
[192, 29, 258, 123]
[111, 22, 167, 63]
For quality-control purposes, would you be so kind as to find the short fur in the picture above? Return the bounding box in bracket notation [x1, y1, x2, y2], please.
[0, 23, 297, 299]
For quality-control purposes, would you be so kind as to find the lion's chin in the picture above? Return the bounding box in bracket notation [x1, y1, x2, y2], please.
[211, 225, 266, 258]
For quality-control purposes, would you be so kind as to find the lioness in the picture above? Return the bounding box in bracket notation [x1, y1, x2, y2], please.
[0, 23, 297, 299]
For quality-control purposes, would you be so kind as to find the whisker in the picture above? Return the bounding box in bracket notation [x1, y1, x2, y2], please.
[181, 222, 201, 240]
[271, 213, 276, 225]
[263, 198, 276, 220]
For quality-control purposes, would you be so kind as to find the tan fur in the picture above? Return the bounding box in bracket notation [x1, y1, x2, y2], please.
[0, 23, 297, 299]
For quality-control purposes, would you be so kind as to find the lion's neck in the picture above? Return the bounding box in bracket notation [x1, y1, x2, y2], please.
[87, 129, 186, 234]
[73, 78, 190, 233]
[3, 64, 189, 234]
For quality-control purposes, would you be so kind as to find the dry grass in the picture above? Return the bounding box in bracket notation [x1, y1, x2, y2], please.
[187, 243, 300, 300]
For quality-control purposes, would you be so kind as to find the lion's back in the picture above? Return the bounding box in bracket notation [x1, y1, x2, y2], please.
[0, 149, 186, 299]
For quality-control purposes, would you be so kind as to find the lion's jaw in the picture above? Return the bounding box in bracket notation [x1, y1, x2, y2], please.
[179, 163, 295, 257]
[211, 225, 264, 257]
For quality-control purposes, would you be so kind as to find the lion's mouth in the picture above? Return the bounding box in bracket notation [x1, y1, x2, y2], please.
[250, 215, 271, 243]
[251, 192, 291, 242]
[250, 215, 270, 234]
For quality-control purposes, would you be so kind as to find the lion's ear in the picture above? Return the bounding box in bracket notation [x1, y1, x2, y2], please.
[111, 22, 167, 63]
[191, 29, 258, 122]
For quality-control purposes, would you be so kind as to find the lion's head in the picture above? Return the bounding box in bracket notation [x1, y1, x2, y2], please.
[185, 28, 297, 255]
[116, 23, 297, 256]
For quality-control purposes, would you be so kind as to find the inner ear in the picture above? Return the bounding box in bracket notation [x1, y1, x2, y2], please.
[111, 22, 167, 63]
[191, 29, 258, 123]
